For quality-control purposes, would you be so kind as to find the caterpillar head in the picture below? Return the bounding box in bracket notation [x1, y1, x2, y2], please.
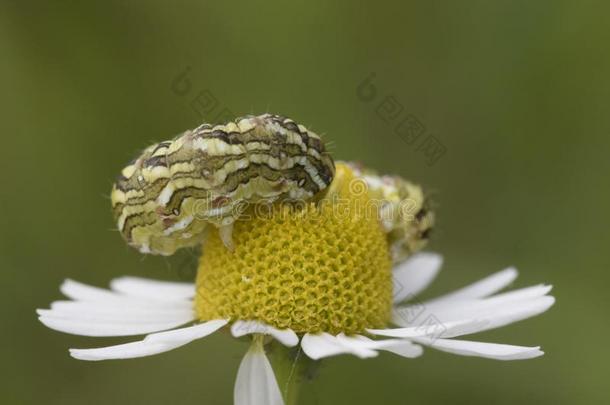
[110, 138, 210, 255]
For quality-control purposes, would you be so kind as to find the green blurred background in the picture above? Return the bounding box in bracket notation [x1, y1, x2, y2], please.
[1, 0, 608, 404]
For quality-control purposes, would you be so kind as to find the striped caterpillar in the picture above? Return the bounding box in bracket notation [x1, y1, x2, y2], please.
[111, 114, 336, 255]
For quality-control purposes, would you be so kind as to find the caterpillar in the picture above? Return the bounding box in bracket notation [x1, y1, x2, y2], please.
[346, 162, 435, 265]
[111, 114, 336, 255]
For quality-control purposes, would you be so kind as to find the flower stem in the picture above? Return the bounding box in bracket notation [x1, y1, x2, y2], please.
[268, 341, 316, 405]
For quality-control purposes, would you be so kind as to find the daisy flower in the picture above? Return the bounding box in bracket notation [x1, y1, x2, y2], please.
[37, 162, 554, 405]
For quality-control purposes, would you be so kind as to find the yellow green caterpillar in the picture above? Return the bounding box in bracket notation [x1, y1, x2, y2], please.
[111, 113, 433, 263]
[111, 114, 335, 255]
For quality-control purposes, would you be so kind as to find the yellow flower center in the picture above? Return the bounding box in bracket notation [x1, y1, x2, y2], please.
[194, 163, 392, 334]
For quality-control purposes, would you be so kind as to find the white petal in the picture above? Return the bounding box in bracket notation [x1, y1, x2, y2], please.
[392, 253, 443, 303]
[38, 315, 195, 337]
[234, 339, 283, 405]
[427, 267, 518, 303]
[70, 340, 175, 361]
[414, 337, 544, 360]
[61, 279, 128, 302]
[301, 333, 378, 360]
[231, 320, 298, 347]
[144, 319, 228, 343]
[37, 297, 195, 337]
[110, 277, 195, 302]
[46, 300, 192, 316]
[337, 334, 423, 359]
[392, 286, 555, 337]
[60, 279, 190, 308]
[69, 319, 227, 361]
[453, 296, 555, 336]
[369, 317, 493, 340]
[476, 284, 553, 306]
[38, 303, 193, 322]
[393, 285, 553, 326]
[373, 340, 423, 358]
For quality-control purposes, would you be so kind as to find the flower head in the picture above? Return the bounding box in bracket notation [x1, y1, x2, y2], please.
[195, 163, 393, 334]
[38, 141, 554, 404]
